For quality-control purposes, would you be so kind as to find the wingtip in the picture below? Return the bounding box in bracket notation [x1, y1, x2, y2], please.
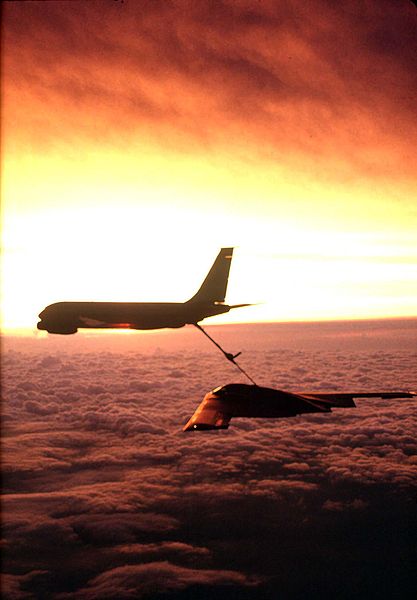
[182, 420, 230, 432]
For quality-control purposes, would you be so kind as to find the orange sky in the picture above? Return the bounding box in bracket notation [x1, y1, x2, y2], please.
[2, 0, 417, 332]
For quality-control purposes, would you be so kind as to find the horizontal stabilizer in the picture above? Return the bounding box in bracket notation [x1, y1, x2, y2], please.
[229, 303, 255, 309]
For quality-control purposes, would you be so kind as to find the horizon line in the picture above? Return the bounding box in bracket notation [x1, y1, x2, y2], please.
[2, 314, 417, 338]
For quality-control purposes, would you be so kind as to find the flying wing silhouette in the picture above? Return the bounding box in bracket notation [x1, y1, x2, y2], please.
[37, 248, 251, 334]
[183, 384, 415, 430]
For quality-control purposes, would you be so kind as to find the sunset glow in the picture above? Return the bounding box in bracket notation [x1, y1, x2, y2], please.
[2, 0, 416, 332]
[2, 4, 417, 598]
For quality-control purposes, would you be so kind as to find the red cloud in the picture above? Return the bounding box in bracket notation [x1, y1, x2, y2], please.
[3, 0, 416, 181]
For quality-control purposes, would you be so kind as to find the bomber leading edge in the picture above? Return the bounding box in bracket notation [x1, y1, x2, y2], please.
[37, 248, 250, 334]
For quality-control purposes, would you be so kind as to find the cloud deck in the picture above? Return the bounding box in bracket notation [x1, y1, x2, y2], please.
[2, 321, 417, 598]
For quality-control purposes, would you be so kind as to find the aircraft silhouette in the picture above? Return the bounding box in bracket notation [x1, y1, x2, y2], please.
[37, 248, 250, 335]
[184, 383, 415, 430]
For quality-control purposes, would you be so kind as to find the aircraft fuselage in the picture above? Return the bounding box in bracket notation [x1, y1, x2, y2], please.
[37, 301, 231, 334]
[37, 248, 250, 334]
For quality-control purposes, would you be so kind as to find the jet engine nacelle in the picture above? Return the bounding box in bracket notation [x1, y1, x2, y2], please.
[37, 320, 78, 334]
[46, 326, 78, 335]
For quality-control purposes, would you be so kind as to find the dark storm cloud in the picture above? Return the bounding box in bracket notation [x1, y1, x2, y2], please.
[58, 561, 260, 600]
[2, 322, 417, 598]
[3, 0, 417, 178]
[2, 571, 47, 600]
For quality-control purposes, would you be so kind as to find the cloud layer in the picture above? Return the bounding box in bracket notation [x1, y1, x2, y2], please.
[2, 320, 417, 598]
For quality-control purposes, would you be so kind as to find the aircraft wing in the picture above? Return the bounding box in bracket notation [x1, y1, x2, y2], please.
[183, 385, 415, 432]
[79, 317, 108, 327]
[79, 316, 134, 329]
[303, 391, 415, 407]
[183, 394, 231, 431]
[306, 391, 414, 399]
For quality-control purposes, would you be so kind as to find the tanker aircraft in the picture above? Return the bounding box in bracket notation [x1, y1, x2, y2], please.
[37, 248, 250, 335]
[183, 383, 415, 430]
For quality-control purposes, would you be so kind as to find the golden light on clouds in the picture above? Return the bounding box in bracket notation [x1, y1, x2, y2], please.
[1, 0, 417, 332]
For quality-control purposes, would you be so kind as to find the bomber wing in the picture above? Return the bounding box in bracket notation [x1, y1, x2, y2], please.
[183, 393, 231, 431]
[183, 384, 415, 431]
[305, 391, 415, 399]
[302, 391, 415, 407]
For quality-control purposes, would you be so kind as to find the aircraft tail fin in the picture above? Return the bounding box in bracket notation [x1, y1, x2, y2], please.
[188, 248, 234, 304]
